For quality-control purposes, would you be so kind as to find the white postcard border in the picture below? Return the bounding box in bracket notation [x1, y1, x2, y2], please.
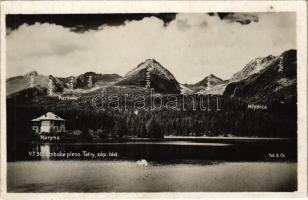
[0, 1, 307, 199]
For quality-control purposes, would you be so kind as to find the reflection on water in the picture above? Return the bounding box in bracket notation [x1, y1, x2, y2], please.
[16, 139, 296, 162]
[8, 140, 297, 192]
[40, 144, 50, 160]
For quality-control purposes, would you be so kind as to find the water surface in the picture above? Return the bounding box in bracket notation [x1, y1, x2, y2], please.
[8, 160, 296, 192]
[7, 139, 297, 192]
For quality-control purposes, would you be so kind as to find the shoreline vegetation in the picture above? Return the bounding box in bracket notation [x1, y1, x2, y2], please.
[32, 132, 296, 144]
[35, 135, 295, 142]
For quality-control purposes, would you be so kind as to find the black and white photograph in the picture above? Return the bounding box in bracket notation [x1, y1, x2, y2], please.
[1, 1, 307, 197]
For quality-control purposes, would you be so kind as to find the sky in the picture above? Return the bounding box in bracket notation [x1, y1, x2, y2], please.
[6, 12, 296, 84]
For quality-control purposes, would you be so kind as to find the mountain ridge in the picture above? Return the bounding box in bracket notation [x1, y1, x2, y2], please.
[230, 55, 276, 82]
[224, 49, 296, 103]
[7, 49, 296, 100]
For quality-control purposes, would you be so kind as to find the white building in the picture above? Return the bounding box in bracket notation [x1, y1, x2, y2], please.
[32, 112, 66, 134]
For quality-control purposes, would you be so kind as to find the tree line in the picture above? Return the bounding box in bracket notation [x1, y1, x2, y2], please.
[7, 94, 297, 148]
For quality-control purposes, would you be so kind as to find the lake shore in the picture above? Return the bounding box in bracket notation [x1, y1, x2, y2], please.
[32, 135, 296, 145]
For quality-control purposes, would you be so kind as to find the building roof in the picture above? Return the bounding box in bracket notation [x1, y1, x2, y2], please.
[32, 112, 65, 121]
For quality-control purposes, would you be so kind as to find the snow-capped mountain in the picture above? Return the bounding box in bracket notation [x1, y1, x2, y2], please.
[224, 49, 297, 103]
[6, 49, 296, 100]
[116, 59, 181, 94]
[230, 55, 276, 82]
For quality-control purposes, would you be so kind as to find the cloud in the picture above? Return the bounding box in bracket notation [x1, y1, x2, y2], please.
[218, 13, 259, 25]
[175, 13, 209, 31]
[6, 12, 296, 84]
[6, 14, 177, 33]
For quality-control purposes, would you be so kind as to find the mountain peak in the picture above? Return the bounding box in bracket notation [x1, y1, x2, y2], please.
[117, 58, 180, 94]
[125, 58, 176, 81]
[279, 49, 296, 62]
[83, 71, 98, 76]
[138, 58, 160, 68]
[144, 58, 158, 63]
[193, 74, 224, 87]
[24, 71, 38, 79]
[75, 72, 122, 88]
[230, 54, 276, 82]
[207, 74, 221, 79]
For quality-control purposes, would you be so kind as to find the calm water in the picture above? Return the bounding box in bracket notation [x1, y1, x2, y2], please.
[7, 139, 297, 192]
[8, 160, 296, 192]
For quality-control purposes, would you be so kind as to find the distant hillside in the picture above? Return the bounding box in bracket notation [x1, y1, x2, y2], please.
[7, 71, 122, 96]
[6, 49, 297, 100]
[6, 71, 64, 96]
[7, 86, 46, 101]
[193, 74, 225, 87]
[230, 55, 276, 82]
[186, 74, 227, 95]
[75, 72, 121, 88]
[53, 72, 122, 89]
[224, 49, 297, 103]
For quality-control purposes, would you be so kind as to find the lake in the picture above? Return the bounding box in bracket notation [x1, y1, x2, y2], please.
[7, 138, 297, 192]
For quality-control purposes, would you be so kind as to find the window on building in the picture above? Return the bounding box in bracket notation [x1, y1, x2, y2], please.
[42, 121, 50, 126]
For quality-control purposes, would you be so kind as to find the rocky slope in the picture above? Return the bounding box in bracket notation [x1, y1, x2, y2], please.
[7, 49, 297, 101]
[230, 55, 276, 82]
[186, 74, 226, 95]
[116, 59, 181, 94]
[224, 49, 296, 103]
